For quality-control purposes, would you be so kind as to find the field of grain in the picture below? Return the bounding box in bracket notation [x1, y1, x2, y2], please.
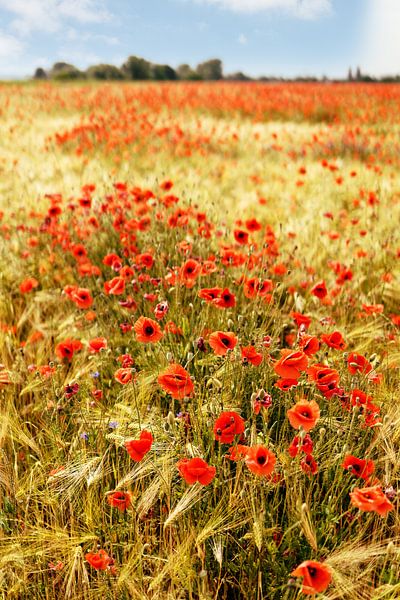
[0, 81, 399, 599]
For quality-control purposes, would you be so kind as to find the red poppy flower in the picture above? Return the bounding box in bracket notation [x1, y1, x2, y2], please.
[234, 229, 249, 244]
[136, 253, 154, 270]
[291, 312, 312, 329]
[114, 367, 133, 385]
[274, 350, 308, 380]
[88, 337, 107, 353]
[342, 455, 375, 480]
[85, 549, 113, 571]
[177, 457, 216, 485]
[243, 277, 273, 299]
[55, 338, 83, 361]
[347, 353, 373, 375]
[300, 454, 318, 475]
[213, 288, 236, 309]
[287, 399, 320, 432]
[275, 378, 298, 391]
[288, 434, 313, 457]
[157, 363, 194, 399]
[307, 364, 340, 397]
[245, 218, 261, 231]
[291, 560, 332, 595]
[209, 331, 238, 356]
[350, 485, 393, 516]
[245, 445, 276, 477]
[299, 335, 320, 356]
[125, 430, 153, 462]
[350, 389, 374, 409]
[104, 276, 126, 295]
[154, 300, 169, 320]
[107, 491, 132, 512]
[198, 287, 223, 303]
[133, 316, 163, 343]
[179, 259, 201, 286]
[252, 391, 272, 414]
[310, 280, 328, 299]
[70, 287, 93, 309]
[225, 444, 249, 461]
[214, 411, 245, 444]
[19, 277, 39, 294]
[241, 346, 263, 366]
[320, 331, 347, 350]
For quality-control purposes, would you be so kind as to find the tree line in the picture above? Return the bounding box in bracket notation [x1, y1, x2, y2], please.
[33, 57, 400, 83]
[33, 57, 228, 81]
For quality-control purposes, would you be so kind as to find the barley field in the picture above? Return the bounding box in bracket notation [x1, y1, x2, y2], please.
[0, 81, 399, 599]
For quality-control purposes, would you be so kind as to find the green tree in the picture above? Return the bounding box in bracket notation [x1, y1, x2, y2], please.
[151, 64, 177, 81]
[86, 64, 124, 80]
[196, 59, 223, 80]
[50, 62, 85, 80]
[33, 67, 47, 79]
[121, 56, 152, 80]
[176, 64, 201, 80]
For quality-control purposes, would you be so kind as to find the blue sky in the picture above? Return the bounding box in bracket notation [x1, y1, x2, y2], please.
[0, 0, 398, 79]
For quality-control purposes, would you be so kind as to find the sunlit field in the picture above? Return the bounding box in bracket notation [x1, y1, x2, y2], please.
[0, 81, 399, 599]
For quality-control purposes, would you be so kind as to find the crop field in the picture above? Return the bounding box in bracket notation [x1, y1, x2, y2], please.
[0, 81, 399, 599]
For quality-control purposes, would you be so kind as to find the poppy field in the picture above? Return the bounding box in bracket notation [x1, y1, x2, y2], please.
[0, 81, 400, 599]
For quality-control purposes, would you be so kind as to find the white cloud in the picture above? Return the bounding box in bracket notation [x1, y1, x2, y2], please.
[0, 0, 111, 36]
[361, 0, 400, 76]
[195, 0, 332, 19]
[238, 33, 247, 44]
[0, 31, 24, 58]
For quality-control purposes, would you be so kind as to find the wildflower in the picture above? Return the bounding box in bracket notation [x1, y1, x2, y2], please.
[133, 316, 163, 343]
[85, 549, 113, 571]
[88, 337, 107, 353]
[307, 364, 340, 398]
[209, 331, 238, 356]
[274, 350, 308, 380]
[234, 228, 249, 244]
[107, 491, 133, 512]
[177, 457, 216, 485]
[214, 411, 245, 444]
[245, 446, 276, 477]
[70, 287, 93, 309]
[158, 363, 194, 399]
[154, 300, 169, 320]
[275, 378, 298, 391]
[19, 277, 39, 293]
[225, 444, 249, 461]
[291, 560, 332, 595]
[114, 368, 133, 385]
[298, 335, 320, 356]
[349, 485, 393, 516]
[321, 331, 347, 350]
[252, 390, 272, 414]
[125, 430, 153, 462]
[287, 399, 320, 432]
[213, 288, 236, 309]
[347, 352, 373, 375]
[241, 345, 263, 366]
[104, 276, 125, 295]
[291, 312, 312, 329]
[55, 338, 82, 361]
[118, 353, 134, 368]
[310, 280, 328, 299]
[300, 454, 318, 475]
[64, 382, 79, 398]
[288, 434, 313, 457]
[342, 455, 375, 480]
